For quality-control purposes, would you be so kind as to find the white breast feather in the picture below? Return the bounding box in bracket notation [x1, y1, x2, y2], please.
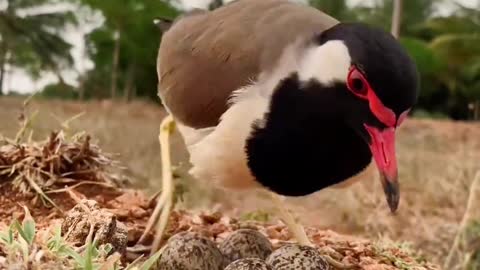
[186, 84, 270, 189]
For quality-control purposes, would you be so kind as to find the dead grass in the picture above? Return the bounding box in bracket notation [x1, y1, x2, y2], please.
[1, 96, 479, 268]
[0, 130, 123, 206]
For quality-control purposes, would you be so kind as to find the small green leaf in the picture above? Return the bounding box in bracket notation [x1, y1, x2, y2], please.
[125, 255, 144, 270]
[139, 248, 163, 270]
[13, 220, 29, 244]
[21, 206, 36, 245]
[64, 247, 84, 266]
[47, 226, 63, 251]
[84, 239, 99, 270]
[0, 223, 15, 245]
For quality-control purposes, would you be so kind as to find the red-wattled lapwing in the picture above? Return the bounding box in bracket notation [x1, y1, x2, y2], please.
[141, 0, 419, 252]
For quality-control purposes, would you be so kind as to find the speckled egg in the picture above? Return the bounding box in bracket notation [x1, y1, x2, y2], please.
[219, 229, 273, 265]
[266, 244, 330, 270]
[225, 258, 273, 270]
[156, 232, 224, 270]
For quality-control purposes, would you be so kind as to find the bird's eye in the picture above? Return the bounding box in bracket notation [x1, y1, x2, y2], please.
[347, 67, 369, 98]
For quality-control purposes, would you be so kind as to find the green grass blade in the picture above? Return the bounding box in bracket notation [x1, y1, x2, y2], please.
[139, 248, 163, 270]
[21, 206, 36, 245]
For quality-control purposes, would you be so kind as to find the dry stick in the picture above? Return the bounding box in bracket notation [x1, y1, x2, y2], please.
[67, 189, 90, 212]
[138, 184, 170, 243]
[150, 115, 176, 254]
[14, 93, 37, 143]
[52, 111, 86, 131]
[14, 110, 39, 144]
[147, 190, 162, 207]
[45, 181, 116, 194]
[444, 171, 480, 269]
[24, 171, 62, 212]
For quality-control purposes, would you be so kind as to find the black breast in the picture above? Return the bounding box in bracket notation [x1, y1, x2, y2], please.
[245, 74, 372, 196]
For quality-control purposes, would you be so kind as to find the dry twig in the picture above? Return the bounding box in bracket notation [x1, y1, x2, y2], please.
[444, 171, 480, 269]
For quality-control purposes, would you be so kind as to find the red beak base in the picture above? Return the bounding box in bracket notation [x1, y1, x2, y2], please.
[364, 124, 400, 213]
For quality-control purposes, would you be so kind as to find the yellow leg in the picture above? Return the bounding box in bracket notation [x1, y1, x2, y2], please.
[268, 192, 357, 269]
[137, 115, 176, 255]
[268, 192, 312, 246]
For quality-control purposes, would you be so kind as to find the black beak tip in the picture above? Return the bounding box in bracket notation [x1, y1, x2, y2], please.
[381, 175, 400, 214]
[387, 194, 399, 214]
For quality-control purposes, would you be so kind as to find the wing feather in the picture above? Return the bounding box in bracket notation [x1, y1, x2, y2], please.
[157, 0, 338, 128]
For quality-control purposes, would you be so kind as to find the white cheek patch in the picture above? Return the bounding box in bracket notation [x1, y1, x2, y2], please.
[298, 40, 352, 85]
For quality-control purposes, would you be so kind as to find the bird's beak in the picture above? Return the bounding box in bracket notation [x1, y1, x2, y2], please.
[364, 124, 399, 213]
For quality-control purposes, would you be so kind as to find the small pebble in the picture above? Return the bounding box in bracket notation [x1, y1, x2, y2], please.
[225, 258, 273, 270]
[220, 229, 273, 265]
[266, 244, 330, 270]
[156, 232, 224, 270]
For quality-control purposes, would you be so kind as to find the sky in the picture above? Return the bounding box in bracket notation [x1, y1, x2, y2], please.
[5, 0, 479, 94]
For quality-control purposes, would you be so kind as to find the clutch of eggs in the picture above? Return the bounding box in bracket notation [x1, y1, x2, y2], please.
[155, 229, 330, 270]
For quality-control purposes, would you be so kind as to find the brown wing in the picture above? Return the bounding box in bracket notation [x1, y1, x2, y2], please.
[157, 0, 338, 128]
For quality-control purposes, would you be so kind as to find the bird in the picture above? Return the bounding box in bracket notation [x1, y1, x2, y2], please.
[142, 0, 419, 252]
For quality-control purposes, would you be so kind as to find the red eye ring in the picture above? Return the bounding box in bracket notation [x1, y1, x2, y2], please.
[347, 66, 369, 98]
[346, 65, 399, 128]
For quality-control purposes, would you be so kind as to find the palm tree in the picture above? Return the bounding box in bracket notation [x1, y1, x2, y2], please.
[405, 2, 480, 119]
[80, 0, 179, 100]
[0, 0, 76, 95]
[391, 0, 402, 38]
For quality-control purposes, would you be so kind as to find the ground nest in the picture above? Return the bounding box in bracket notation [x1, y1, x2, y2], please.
[0, 192, 440, 269]
[0, 130, 439, 269]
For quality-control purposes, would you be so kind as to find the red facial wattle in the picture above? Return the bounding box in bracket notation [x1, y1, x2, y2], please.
[347, 66, 410, 213]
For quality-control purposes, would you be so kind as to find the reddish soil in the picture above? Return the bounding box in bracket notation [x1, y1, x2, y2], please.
[0, 182, 440, 269]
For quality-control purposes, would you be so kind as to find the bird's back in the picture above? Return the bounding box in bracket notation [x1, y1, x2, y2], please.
[157, 0, 338, 128]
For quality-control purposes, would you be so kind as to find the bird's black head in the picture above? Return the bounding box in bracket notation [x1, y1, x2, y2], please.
[314, 23, 419, 212]
[316, 22, 419, 118]
[246, 22, 419, 213]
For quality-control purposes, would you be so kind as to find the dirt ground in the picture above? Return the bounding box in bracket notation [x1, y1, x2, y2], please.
[0, 180, 439, 269]
[1, 96, 480, 268]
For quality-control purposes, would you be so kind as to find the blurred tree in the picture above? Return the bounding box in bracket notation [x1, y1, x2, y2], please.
[208, 0, 223, 10]
[414, 3, 480, 119]
[40, 81, 78, 100]
[353, 0, 439, 36]
[45, 0, 476, 120]
[391, 0, 402, 38]
[0, 0, 76, 95]
[80, 0, 179, 101]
